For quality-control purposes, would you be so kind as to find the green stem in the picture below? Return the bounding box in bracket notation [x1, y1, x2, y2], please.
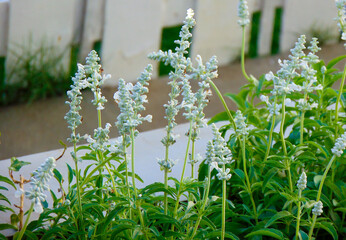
[207, 79, 236, 130]
[73, 140, 84, 239]
[241, 136, 257, 223]
[308, 215, 317, 240]
[300, 110, 306, 145]
[241, 26, 251, 82]
[264, 96, 277, 162]
[16, 203, 34, 240]
[334, 63, 346, 136]
[221, 176, 226, 240]
[189, 165, 211, 239]
[164, 168, 168, 215]
[280, 95, 288, 155]
[191, 138, 195, 179]
[295, 190, 302, 240]
[130, 128, 137, 195]
[308, 155, 336, 239]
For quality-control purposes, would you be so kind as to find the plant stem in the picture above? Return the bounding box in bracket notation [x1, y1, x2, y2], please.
[16, 203, 34, 240]
[191, 138, 195, 179]
[207, 79, 236, 129]
[72, 136, 84, 239]
[300, 93, 307, 145]
[280, 95, 288, 155]
[264, 96, 277, 162]
[334, 63, 346, 137]
[295, 189, 302, 240]
[130, 128, 137, 195]
[164, 168, 168, 215]
[300, 110, 306, 145]
[190, 165, 211, 239]
[241, 136, 257, 223]
[221, 177, 226, 240]
[241, 26, 251, 82]
[308, 155, 336, 239]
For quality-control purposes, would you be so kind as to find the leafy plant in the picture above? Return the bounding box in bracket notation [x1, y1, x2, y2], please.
[1, 1, 345, 240]
[1, 39, 72, 106]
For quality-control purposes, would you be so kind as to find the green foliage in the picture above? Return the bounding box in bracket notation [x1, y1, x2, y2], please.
[0, 40, 72, 106]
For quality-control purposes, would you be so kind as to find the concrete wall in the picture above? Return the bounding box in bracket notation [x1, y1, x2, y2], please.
[0, 0, 342, 84]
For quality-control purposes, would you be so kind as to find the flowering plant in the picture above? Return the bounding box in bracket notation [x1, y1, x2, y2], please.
[1, 1, 345, 240]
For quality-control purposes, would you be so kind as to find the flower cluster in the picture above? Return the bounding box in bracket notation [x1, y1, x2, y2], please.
[114, 65, 153, 138]
[65, 64, 87, 144]
[335, 0, 346, 47]
[84, 123, 112, 151]
[296, 98, 318, 111]
[25, 157, 56, 213]
[157, 158, 177, 172]
[312, 201, 323, 216]
[297, 171, 307, 191]
[234, 110, 249, 137]
[331, 132, 346, 157]
[260, 95, 281, 118]
[85, 50, 111, 111]
[206, 124, 233, 181]
[237, 0, 250, 27]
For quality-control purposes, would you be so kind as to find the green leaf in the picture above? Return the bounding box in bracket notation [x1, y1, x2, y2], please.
[0, 223, 17, 231]
[9, 157, 31, 172]
[0, 193, 10, 204]
[53, 169, 63, 184]
[10, 214, 20, 225]
[208, 111, 230, 124]
[306, 141, 329, 158]
[314, 175, 323, 187]
[0, 175, 16, 189]
[327, 55, 346, 69]
[265, 211, 292, 228]
[245, 228, 284, 239]
[318, 221, 338, 240]
[66, 163, 74, 185]
[205, 231, 240, 240]
[225, 93, 246, 110]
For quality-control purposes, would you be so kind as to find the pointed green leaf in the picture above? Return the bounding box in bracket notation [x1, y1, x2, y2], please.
[9, 157, 31, 172]
[0, 175, 15, 189]
[318, 221, 338, 240]
[245, 228, 284, 239]
[265, 211, 292, 228]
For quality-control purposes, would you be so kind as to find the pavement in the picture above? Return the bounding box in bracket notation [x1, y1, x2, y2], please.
[0, 42, 345, 160]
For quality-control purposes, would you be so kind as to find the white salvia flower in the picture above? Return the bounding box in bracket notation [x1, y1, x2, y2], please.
[234, 110, 249, 137]
[85, 51, 110, 111]
[85, 123, 112, 151]
[237, 0, 250, 27]
[65, 63, 87, 144]
[331, 132, 346, 157]
[297, 171, 307, 190]
[216, 168, 232, 181]
[312, 201, 323, 216]
[188, 153, 202, 165]
[296, 99, 318, 111]
[260, 95, 282, 118]
[210, 124, 233, 166]
[25, 157, 56, 213]
[114, 65, 152, 137]
[157, 158, 177, 172]
[15, 189, 24, 198]
[335, 0, 346, 48]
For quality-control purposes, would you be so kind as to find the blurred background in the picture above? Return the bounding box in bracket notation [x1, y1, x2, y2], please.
[0, 0, 344, 160]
